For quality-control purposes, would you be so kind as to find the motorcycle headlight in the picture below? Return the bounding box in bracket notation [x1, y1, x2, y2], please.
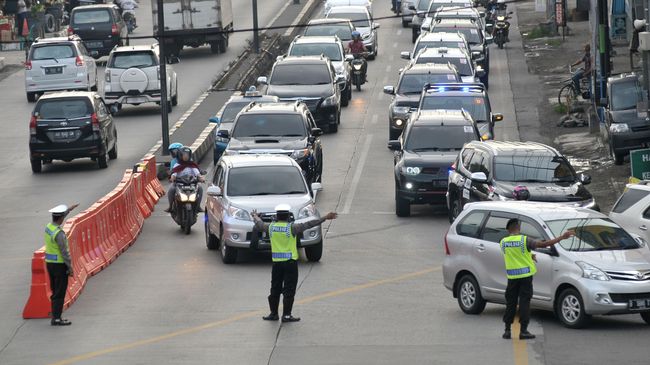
[227, 204, 252, 221]
[609, 123, 629, 133]
[352, 63, 363, 70]
[576, 261, 609, 281]
[401, 166, 421, 175]
[291, 148, 310, 160]
[179, 192, 189, 202]
[322, 94, 338, 107]
[298, 203, 317, 219]
[188, 193, 197, 202]
[392, 106, 410, 114]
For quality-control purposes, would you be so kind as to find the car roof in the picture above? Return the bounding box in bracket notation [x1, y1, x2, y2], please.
[227, 94, 279, 103]
[293, 36, 341, 44]
[608, 72, 640, 84]
[435, 6, 480, 14]
[420, 32, 468, 42]
[276, 55, 330, 65]
[464, 201, 605, 222]
[241, 102, 305, 114]
[73, 4, 117, 11]
[626, 181, 650, 192]
[113, 44, 158, 53]
[432, 18, 480, 28]
[416, 47, 469, 57]
[38, 91, 97, 101]
[32, 36, 82, 45]
[221, 154, 299, 169]
[464, 140, 560, 156]
[404, 62, 459, 74]
[412, 109, 473, 125]
[423, 83, 486, 96]
[327, 5, 369, 13]
[308, 18, 353, 25]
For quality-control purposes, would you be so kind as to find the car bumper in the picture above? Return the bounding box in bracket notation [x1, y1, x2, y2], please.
[311, 106, 339, 127]
[397, 175, 449, 204]
[25, 78, 90, 93]
[30, 143, 104, 159]
[103, 90, 163, 105]
[611, 131, 650, 154]
[579, 279, 650, 315]
[221, 217, 322, 249]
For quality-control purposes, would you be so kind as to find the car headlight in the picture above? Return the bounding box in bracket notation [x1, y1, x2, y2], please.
[577, 198, 596, 209]
[215, 131, 229, 143]
[401, 166, 421, 175]
[362, 32, 371, 40]
[322, 94, 338, 107]
[291, 148, 310, 160]
[393, 118, 405, 127]
[298, 203, 317, 219]
[179, 192, 189, 202]
[227, 204, 252, 221]
[609, 123, 629, 133]
[576, 261, 609, 281]
[392, 106, 410, 114]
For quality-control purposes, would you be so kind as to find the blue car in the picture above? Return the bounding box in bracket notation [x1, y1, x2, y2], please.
[210, 88, 280, 165]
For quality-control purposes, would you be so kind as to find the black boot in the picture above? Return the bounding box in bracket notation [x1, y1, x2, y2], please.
[263, 296, 280, 321]
[502, 324, 511, 339]
[519, 324, 536, 340]
[281, 295, 299, 322]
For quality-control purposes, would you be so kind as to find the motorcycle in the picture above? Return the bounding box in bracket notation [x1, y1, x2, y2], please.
[350, 52, 368, 91]
[171, 175, 202, 234]
[494, 15, 510, 49]
[123, 12, 136, 33]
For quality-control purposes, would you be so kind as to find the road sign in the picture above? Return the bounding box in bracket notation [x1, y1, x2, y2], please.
[630, 148, 650, 180]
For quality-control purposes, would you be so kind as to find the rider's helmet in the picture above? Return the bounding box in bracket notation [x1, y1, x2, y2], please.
[351, 30, 361, 40]
[168, 142, 183, 157]
[512, 185, 530, 201]
[274, 204, 292, 221]
[179, 147, 193, 162]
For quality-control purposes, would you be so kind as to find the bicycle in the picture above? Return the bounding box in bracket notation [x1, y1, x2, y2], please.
[557, 65, 590, 108]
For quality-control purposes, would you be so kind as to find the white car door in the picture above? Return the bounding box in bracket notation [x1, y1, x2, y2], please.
[518, 218, 555, 304]
[473, 211, 515, 302]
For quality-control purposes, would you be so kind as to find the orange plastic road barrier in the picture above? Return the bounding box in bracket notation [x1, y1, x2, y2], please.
[23, 158, 161, 319]
[21, 19, 28, 37]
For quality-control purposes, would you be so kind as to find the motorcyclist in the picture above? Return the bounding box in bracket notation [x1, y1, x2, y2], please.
[115, 0, 138, 29]
[493, 14, 511, 42]
[165, 147, 205, 213]
[168, 142, 183, 171]
[345, 31, 369, 82]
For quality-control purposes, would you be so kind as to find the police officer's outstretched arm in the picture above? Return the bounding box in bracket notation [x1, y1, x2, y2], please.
[251, 210, 270, 232]
[292, 212, 337, 236]
[531, 230, 574, 249]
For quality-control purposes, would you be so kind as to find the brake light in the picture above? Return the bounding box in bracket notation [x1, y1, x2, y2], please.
[111, 24, 118, 35]
[67, 26, 74, 36]
[91, 113, 100, 132]
[30, 115, 37, 135]
[105, 70, 111, 83]
[449, 162, 456, 175]
[444, 229, 451, 255]
[25, 60, 32, 70]
[75, 56, 84, 67]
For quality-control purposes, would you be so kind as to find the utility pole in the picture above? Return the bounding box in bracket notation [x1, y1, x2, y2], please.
[252, 0, 260, 53]
[156, 0, 170, 155]
[596, 0, 610, 104]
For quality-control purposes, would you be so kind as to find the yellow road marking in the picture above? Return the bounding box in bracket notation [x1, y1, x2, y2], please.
[50, 267, 439, 365]
[512, 314, 529, 365]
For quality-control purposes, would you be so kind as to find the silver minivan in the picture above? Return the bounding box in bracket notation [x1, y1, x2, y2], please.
[443, 201, 650, 328]
[204, 155, 324, 264]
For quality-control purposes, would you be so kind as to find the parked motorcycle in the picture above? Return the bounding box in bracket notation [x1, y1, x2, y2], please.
[350, 52, 368, 91]
[171, 175, 203, 234]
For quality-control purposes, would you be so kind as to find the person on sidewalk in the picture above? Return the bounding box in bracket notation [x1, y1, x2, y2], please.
[45, 203, 79, 326]
[571, 43, 592, 95]
[252, 205, 337, 323]
[500, 218, 574, 340]
[15, 0, 30, 36]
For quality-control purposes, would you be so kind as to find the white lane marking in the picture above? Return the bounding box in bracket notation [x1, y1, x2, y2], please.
[392, 42, 398, 48]
[372, 211, 394, 215]
[389, 54, 395, 62]
[397, 29, 403, 36]
[284, 0, 318, 37]
[385, 65, 392, 73]
[342, 134, 373, 214]
[265, 0, 293, 30]
[371, 114, 378, 124]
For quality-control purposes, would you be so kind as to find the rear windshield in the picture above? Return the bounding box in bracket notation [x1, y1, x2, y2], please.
[232, 114, 306, 138]
[415, 40, 467, 54]
[398, 73, 460, 94]
[611, 189, 649, 213]
[328, 12, 370, 28]
[36, 99, 92, 119]
[270, 64, 331, 85]
[72, 9, 111, 24]
[110, 51, 157, 68]
[405, 125, 477, 151]
[415, 56, 472, 76]
[31, 45, 76, 60]
[421, 95, 488, 121]
[290, 43, 342, 61]
[432, 26, 482, 44]
[227, 166, 307, 197]
[493, 155, 576, 183]
[304, 24, 353, 40]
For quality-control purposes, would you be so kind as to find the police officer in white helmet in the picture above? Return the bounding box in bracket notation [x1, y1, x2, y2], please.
[252, 204, 337, 322]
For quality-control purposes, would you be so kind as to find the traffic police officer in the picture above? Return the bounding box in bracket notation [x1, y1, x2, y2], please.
[45, 203, 78, 326]
[252, 205, 337, 323]
[500, 218, 573, 339]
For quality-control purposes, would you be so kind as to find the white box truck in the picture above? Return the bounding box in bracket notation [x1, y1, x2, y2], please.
[152, 0, 233, 56]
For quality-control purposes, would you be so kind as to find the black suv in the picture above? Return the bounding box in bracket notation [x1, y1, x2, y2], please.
[384, 63, 461, 140]
[389, 109, 480, 217]
[69, 4, 128, 58]
[447, 141, 597, 222]
[418, 83, 502, 140]
[29, 91, 118, 172]
[258, 55, 342, 133]
[222, 102, 324, 184]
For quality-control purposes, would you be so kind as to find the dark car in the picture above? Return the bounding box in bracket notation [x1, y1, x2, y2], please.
[209, 87, 279, 165]
[69, 4, 128, 58]
[600, 73, 649, 165]
[389, 109, 480, 217]
[446, 141, 597, 222]
[303, 18, 356, 43]
[258, 55, 342, 133]
[383, 63, 462, 140]
[222, 102, 324, 184]
[429, 18, 491, 82]
[418, 83, 502, 140]
[29, 91, 118, 172]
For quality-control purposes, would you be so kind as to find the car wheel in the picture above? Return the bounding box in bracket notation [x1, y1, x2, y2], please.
[221, 242, 237, 264]
[172, 86, 178, 106]
[481, 74, 489, 89]
[389, 128, 401, 141]
[456, 274, 486, 314]
[402, 19, 409, 27]
[395, 186, 410, 217]
[448, 194, 462, 223]
[30, 158, 42, 173]
[329, 113, 339, 133]
[108, 142, 118, 160]
[305, 240, 323, 262]
[411, 29, 418, 43]
[167, 100, 173, 113]
[341, 86, 350, 107]
[26, 92, 36, 102]
[209, 41, 221, 54]
[640, 312, 650, 325]
[610, 143, 624, 165]
[347, 84, 352, 101]
[205, 212, 219, 250]
[555, 287, 591, 328]
[97, 149, 108, 169]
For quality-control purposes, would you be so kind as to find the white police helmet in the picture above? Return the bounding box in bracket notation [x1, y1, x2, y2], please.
[274, 204, 291, 213]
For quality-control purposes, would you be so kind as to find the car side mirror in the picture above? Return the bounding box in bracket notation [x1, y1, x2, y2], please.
[207, 185, 222, 197]
[311, 182, 323, 200]
[470, 172, 488, 182]
[256, 76, 268, 85]
[383, 85, 395, 95]
[408, 5, 416, 10]
[373, 22, 380, 30]
[485, 35, 494, 44]
[311, 127, 323, 136]
[492, 113, 503, 122]
[217, 129, 230, 139]
[335, 75, 346, 83]
[167, 56, 180, 64]
[400, 51, 411, 60]
[344, 54, 354, 62]
[388, 140, 401, 150]
[634, 235, 647, 248]
[209, 116, 220, 124]
[579, 173, 592, 185]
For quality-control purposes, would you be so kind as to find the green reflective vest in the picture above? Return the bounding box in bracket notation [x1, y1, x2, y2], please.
[44, 223, 66, 264]
[499, 234, 537, 279]
[269, 222, 298, 262]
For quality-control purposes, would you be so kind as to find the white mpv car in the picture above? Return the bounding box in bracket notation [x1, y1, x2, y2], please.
[443, 201, 650, 328]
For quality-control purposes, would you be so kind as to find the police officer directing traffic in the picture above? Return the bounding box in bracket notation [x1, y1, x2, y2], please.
[500, 218, 574, 339]
[252, 205, 337, 323]
[45, 203, 79, 326]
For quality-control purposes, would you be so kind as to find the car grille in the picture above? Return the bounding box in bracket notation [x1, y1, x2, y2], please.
[605, 270, 650, 281]
[609, 292, 650, 303]
[632, 125, 650, 132]
[421, 167, 440, 175]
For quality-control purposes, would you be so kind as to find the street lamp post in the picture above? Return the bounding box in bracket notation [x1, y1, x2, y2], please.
[252, 0, 260, 53]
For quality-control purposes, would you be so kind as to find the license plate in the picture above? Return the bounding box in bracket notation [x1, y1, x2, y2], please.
[86, 41, 103, 48]
[51, 130, 80, 140]
[629, 299, 650, 310]
[126, 97, 147, 104]
[44, 67, 62, 74]
[432, 180, 446, 187]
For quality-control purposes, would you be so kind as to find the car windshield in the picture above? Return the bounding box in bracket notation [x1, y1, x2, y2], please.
[110, 52, 156, 68]
[432, 26, 482, 44]
[221, 101, 254, 124]
[415, 41, 467, 54]
[290, 43, 342, 61]
[421, 95, 488, 121]
[328, 12, 370, 28]
[610, 80, 644, 111]
[73, 9, 111, 24]
[405, 125, 477, 150]
[547, 218, 641, 251]
[494, 155, 577, 183]
[232, 114, 306, 138]
[36, 99, 91, 119]
[270, 64, 331, 85]
[415, 56, 472, 75]
[31, 45, 75, 60]
[398, 73, 459, 94]
[418, 0, 432, 10]
[227, 166, 307, 196]
[304, 24, 353, 41]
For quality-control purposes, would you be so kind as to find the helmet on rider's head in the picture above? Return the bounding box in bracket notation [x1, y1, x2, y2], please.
[512, 185, 530, 201]
[179, 147, 193, 162]
[168, 142, 183, 157]
[351, 30, 361, 39]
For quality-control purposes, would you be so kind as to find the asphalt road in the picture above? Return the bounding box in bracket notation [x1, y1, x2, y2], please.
[1, 1, 650, 365]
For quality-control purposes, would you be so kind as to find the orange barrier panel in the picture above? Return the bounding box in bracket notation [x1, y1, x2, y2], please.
[23, 158, 157, 319]
[142, 155, 165, 197]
